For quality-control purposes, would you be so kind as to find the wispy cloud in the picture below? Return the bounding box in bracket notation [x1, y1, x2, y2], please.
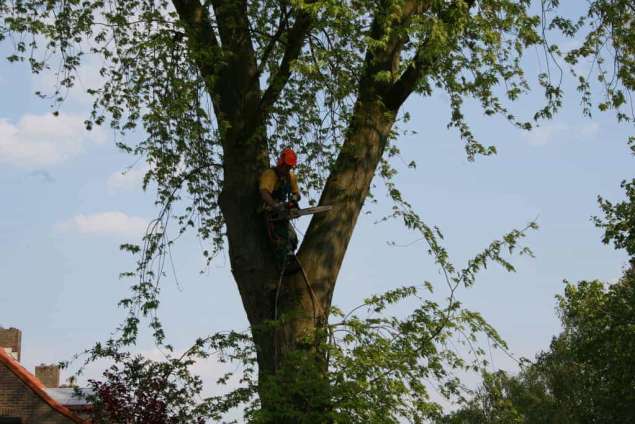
[28, 170, 56, 183]
[523, 121, 601, 146]
[523, 123, 568, 146]
[0, 113, 106, 168]
[578, 122, 600, 138]
[107, 164, 148, 193]
[56, 212, 148, 238]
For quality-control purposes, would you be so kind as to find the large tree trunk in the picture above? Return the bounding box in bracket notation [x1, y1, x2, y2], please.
[172, 1, 437, 421]
[224, 96, 398, 423]
[297, 98, 397, 312]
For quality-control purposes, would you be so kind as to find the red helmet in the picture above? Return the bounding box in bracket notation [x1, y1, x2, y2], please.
[277, 147, 298, 167]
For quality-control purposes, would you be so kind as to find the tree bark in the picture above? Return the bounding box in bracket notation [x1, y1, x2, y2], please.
[173, 0, 446, 421]
[173, 3, 322, 416]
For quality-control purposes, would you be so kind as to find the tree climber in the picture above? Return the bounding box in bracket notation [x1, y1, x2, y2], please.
[260, 147, 301, 271]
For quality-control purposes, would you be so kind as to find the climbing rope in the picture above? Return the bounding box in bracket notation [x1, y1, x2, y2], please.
[272, 252, 326, 373]
[269, 208, 326, 371]
[273, 254, 289, 323]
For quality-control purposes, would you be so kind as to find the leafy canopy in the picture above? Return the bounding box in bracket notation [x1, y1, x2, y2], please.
[2, 0, 634, 422]
[0, 0, 630, 267]
[0, 1, 630, 314]
[82, 222, 536, 423]
[439, 270, 635, 424]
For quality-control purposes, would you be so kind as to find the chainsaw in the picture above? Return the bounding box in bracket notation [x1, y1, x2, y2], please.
[267, 204, 332, 221]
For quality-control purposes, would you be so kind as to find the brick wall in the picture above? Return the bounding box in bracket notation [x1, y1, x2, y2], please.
[0, 329, 21, 362]
[0, 362, 77, 424]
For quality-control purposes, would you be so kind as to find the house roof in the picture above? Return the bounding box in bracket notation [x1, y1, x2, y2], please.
[0, 348, 87, 423]
[46, 387, 93, 407]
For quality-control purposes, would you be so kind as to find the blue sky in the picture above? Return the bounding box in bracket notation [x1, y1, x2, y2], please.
[0, 7, 633, 402]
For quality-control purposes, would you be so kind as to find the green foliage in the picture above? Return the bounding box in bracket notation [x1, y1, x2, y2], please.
[439, 270, 635, 424]
[594, 178, 635, 259]
[544, 273, 635, 423]
[545, 0, 635, 120]
[439, 371, 526, 424]
[86, 284, 507, 423]
[0, 0, 546, 277]
[3, 1, 634, 421]
[81, 220, 536, 423]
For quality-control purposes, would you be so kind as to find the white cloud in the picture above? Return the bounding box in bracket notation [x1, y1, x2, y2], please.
[107, 164, 149, 193]
[523, 123, 568, 146]
[0, 113, 106, 167]
[523, 121, 601, 146]
[56, 212, 148, 238]
[578, 122, 600, 138]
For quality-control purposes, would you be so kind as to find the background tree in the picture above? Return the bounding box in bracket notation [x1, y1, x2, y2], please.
[87, 352, 208, 424]
[594, 178, 635, 264]
[439, 270, 635, 424]
[438, 368, 557, 424]
[439, 169, 635, 424]
[1, 0, 633, 421]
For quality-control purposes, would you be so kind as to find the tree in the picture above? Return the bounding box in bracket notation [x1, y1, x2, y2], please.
[439, 270, 635, 424]
[594, 178, 635, 264]
[82, 244, 529, 423]
[1, 0, 633, 421]
[440, 160, 635, 424]
[544, 274, 635, 423]
[438, 368, 559, 424]
[87, 352, 207, 424]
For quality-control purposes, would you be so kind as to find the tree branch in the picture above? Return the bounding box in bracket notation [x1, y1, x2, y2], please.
[256, 9, 313, 120]
[171, 0, 219, 94]
[255, 5, 292, 78]
[383, 40, 435, 110]
[202, 0, 262, 129]
[210, 0, 256, 62]
[385, 0, 477, 110]
[295, 1, 429, 314]
[295, 0, 478, 313]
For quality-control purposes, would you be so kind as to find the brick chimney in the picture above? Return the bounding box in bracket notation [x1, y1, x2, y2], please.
[35, 364, 60, 388]
[0, 327, 22, 361]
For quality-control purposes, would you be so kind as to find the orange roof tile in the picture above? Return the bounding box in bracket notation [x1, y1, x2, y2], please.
[0, 348, 88, 423]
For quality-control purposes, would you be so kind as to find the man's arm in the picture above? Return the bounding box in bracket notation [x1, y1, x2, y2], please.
[260, 189, 282, 209]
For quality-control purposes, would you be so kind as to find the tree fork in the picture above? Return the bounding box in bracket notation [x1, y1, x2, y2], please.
[174, 0, 429, 419]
